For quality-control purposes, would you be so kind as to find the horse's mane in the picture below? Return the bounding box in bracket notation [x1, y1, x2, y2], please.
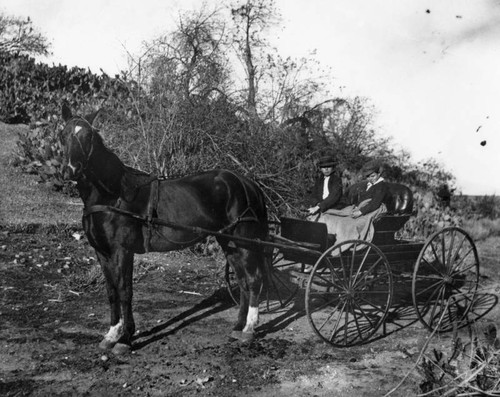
[124, 165, 150, 177]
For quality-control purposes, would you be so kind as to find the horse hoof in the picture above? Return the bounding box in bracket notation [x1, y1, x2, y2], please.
[99, 339, 115, 350]
[229, 330, 254, 343]
[112, 343, 131, 355]
[240, 331, 255, 343]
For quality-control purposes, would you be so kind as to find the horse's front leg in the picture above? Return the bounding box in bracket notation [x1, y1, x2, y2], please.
[98, 250, 136, 354]
[97, 252, 121, 351]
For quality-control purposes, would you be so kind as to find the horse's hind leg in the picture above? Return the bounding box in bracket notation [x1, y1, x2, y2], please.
[241, 249, 263, 339]
[225, 250, 248, 335]
[113, 250, 136, 354]
[228, 248, 263, 342]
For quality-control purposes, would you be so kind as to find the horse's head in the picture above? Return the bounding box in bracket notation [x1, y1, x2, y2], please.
[61, 104, 101, 180]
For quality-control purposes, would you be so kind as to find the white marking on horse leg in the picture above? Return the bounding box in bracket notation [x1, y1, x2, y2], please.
[74, 126, 82, 134]
[104, 319, 123, 343]
[242, 306, 259, 333]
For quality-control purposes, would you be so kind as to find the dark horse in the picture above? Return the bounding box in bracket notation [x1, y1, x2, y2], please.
[61, 105, 269, 354]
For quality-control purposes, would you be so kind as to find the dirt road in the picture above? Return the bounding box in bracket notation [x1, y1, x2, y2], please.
[1, 227, 429, 396]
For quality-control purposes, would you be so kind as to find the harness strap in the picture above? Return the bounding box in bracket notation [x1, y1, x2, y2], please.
[144, 179, 160, 252]
[82, 172, 264, 249]
[83, 205, 115, 217]
[83, 204, 261, 243]
[225, 170, 263, 229]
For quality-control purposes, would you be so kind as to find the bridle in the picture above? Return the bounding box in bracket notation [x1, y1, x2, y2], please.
[66, 117, 118, 197]
[67, 116, 97, 178]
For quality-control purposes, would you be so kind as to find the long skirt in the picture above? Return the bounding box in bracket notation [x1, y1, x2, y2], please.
[310, 200, 387, 250]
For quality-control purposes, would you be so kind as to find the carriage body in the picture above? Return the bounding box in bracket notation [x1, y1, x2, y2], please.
[226, 190, 480, 348]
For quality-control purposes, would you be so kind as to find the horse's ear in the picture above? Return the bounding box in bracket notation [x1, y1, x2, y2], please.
[84, 109, 102, 126]
[62, 103, 72, 122]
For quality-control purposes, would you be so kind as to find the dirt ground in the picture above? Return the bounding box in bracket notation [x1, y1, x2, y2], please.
[1, 122, 499, 396]
[1, 226, 499, 397]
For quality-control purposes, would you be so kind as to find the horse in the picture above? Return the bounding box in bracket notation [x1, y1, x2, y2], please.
[61, 104, 269, 354]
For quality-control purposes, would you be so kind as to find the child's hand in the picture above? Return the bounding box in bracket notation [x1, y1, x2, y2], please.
[351, 209, 362, 218]
[308, 206, 320, 215]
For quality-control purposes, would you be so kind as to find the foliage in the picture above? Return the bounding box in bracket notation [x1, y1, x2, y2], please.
[384, 156, 460, 240]
[399, 194, 461, 241]
[0, 13, 50, 56]
[462, 217, 500, 241]
[475, 195, 499, 219]
[1, 51, 134, 192]
[417, 322, 500, 396]
[3, 2, 464, 241]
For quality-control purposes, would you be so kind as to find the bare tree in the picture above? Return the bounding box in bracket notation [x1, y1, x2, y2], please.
[120, 8, 240, 174]
[230, 0, 280, 119]
[0, 13, 50, 56]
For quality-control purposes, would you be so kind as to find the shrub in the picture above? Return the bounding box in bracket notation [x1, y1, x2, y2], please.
[1, 52, 136, 192]
[2, 51, 461, 236]
[476, 195, 499, 219]
[397, 189, 461, 241]
[462, 217, 500, 241]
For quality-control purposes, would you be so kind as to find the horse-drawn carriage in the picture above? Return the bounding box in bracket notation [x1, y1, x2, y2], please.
[61, 105, 480, 353]
[225, 187, 479, 348]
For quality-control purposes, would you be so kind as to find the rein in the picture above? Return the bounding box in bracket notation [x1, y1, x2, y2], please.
[83, 203, 261, 246]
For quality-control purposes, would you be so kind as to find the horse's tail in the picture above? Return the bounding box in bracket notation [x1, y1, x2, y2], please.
[238, 174, 273, 282]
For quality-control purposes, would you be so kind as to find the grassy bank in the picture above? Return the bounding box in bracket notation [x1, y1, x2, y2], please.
[0, 122, 81, 227]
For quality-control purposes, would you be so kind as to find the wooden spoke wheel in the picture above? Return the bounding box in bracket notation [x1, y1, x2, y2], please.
[305, 240, 393, 347]
[225, 247, 300, 313]
[412, 227, 480, 332]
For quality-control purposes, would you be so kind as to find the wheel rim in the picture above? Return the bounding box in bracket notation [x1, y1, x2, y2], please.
[306, 240, 392, 347]
[225, 247, 299, 313]
[412, 227, 480, 332]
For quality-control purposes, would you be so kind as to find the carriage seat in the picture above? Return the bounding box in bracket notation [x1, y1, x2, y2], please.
[345, 182, 414, 244]
[345, 182, 414, 215]
[278, 183, 414, 258]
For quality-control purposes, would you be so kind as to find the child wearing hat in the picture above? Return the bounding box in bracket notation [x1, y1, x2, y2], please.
[307, 155, 343, 216]
[351, 160, 389, 218]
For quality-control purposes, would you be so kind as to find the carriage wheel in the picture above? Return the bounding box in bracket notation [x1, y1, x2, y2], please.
[306, 240, 393, 347]
[412, 227, 480, 332]
[225, 247, 300, 313]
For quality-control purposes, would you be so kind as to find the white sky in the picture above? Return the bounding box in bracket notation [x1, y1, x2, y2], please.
[2, 0, 499, 195]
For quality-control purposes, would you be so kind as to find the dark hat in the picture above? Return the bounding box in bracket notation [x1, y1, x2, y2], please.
[362, 159, 383, 177]
[318, 155, 336, 168]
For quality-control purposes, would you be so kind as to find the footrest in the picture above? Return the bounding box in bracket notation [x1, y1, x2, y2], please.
[308, 281, 335, 293]
[289, 270, 309, 289]
[289, 270, 338, 293]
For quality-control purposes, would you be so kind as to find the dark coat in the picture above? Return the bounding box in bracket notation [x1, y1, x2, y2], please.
[312, 174, 343, 212]
[356, 181, 390, 215]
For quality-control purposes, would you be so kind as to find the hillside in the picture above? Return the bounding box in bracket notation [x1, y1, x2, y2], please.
[0, 122, 81, 227]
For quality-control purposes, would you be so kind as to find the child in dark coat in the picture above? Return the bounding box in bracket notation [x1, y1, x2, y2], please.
[307, 155, 343, 216]
[351, 160, 389, 218]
